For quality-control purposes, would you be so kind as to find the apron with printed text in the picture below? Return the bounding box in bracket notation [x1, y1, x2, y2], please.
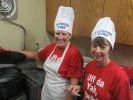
[41, 43, 70, 100]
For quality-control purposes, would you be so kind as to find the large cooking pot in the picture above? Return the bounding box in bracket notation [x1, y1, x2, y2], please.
[0, 51, 26, 64]
[0, 67, 26, 99]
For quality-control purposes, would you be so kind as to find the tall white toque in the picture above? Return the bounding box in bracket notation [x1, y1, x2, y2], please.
[91, 17, 116, 49]
[54, 6, 74, 34]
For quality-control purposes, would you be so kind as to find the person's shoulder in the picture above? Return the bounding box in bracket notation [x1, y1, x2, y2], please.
[68, 43, 81, 54]
[85, 60, 95, 69]
[46, 43, 56, 48]
[38, 43, 56, 52]
[43, 43, 56, 50]
[67, 43, 83, 59]
[109, 61, 122, 71]
[69, 43, 78, 49]
[110, 60, 128, 79]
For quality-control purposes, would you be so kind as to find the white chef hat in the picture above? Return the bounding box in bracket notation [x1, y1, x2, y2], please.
[91, 17, 116, 49]
[54, 6, 74, 34]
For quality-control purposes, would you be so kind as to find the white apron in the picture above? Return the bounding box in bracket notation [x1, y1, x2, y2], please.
[41, 43, 70, 100]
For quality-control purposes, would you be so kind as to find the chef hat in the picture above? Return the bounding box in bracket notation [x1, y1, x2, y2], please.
[91, 17, 116, 49]
[54, 6, 74, 34]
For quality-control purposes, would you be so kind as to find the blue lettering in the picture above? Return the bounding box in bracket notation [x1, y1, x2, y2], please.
[95, 30, 112, 37]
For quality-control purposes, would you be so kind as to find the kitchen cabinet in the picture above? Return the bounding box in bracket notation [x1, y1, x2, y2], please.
[25, 78, 42, 100]
[22, 68, 45, 100]
[46, 0, 70, 34]
[103, 0, 133, 46]
[71, 0, 104, 37]
[46, 0, 133, 46]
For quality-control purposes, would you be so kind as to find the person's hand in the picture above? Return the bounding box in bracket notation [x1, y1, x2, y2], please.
[0, 47, 11, 52]
[68, 85, 81, 96]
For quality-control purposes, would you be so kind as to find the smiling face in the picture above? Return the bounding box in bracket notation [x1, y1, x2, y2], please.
[91, 37, 112, 66]
[54, 30, 72, 48]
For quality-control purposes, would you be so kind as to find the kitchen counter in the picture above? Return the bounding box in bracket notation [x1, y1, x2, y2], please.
[15, 58, 45, 86]
[14, 58, 45, 100]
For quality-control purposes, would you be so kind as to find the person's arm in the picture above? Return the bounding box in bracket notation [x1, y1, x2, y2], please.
[64, 46, 84, 100]
[64, 78, 80, 100]
[112, 78, 132, 100]
[18, 51, 38, 59]
[0, 47, 38, 59]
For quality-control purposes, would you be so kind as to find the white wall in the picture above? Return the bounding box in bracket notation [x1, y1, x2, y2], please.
[0, 0, 51, 50]
[0, 21, 24, 50]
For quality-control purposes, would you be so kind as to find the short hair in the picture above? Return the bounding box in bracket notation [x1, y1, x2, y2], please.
[91, 37, 112, 51]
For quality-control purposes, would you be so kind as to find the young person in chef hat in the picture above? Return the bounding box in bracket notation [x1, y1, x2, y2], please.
[16, 6, 83, 100]
[69, 17, 133, 100]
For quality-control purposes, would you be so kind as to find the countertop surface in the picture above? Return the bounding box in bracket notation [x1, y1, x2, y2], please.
[14, 58, 45, 86]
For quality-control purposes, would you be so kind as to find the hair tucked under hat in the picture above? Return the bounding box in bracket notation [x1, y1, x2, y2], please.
[91, 17, 116, 49]
[54, 6, 74, 34]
